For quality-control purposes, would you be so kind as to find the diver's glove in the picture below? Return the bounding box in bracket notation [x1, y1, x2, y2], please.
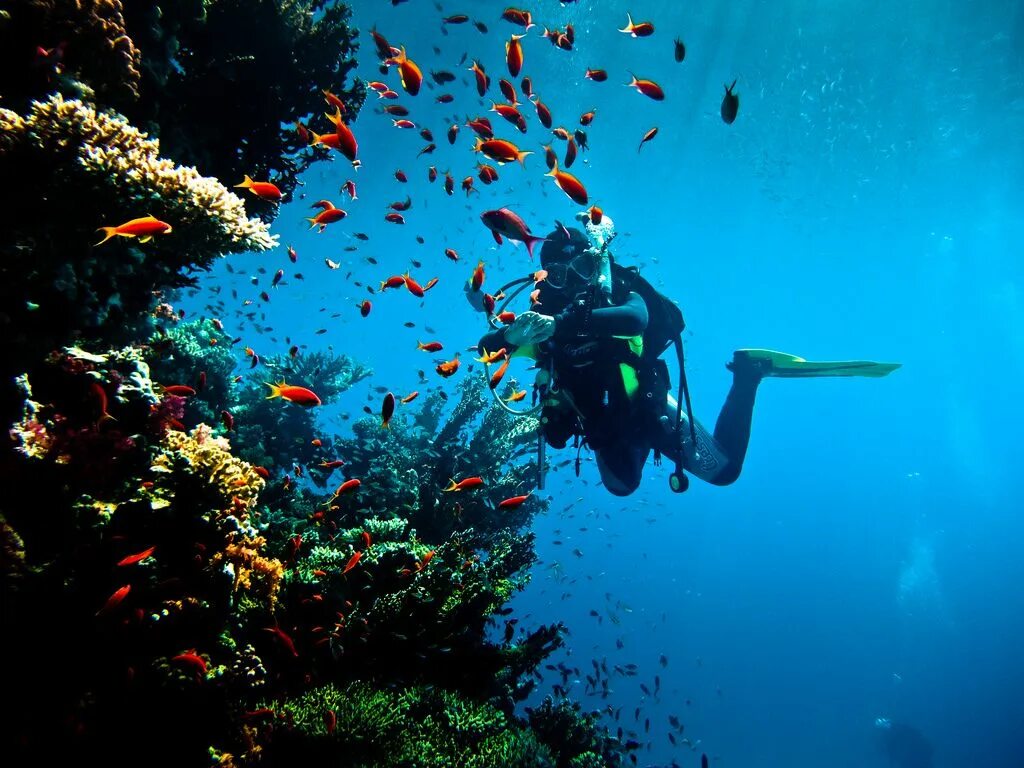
[505, 311, 556, 347]
[552, 297, 589, 341]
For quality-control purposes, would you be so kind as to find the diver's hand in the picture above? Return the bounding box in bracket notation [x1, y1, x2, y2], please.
[505, 311, 556, 346]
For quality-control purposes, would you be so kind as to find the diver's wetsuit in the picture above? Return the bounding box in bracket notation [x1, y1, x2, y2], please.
[479, 290, 762, 495]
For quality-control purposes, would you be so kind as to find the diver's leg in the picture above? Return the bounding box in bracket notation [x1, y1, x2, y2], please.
[594, 441, 650, 497]
[656, 364, 762, 486]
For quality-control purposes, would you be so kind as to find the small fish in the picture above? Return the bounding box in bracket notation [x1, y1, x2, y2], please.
[334, 478, 361, 496]
[480, 208, 546, 257]
[324, 709, 337, 734]
[488, 355, 511, 389]
[418, 341, 444, 352]
[506, 33, 525, 77]
[385, 46, 423, 96]
[585, 68, 608, 82]
[674, 38, 686, 62]
[235, 175, 282, 202]
[443, 476, 484, 492]
[628, 73, 665, 100]
[436, 353, 461, 378]
[547, 161, 588, 205]
[588, 205, 604, 225]
[532, 98, 553, 129]
[95, 215, 172, 246]
[342, 550, 363, 575]
[721, 79, 739, 123]
[163, 385, 196, 397]
[221, 409, 235, 431]
[638, 126, 659, 152]
[117, 546, 156, 567]
[445, 247, 460, 262]
[619, 13, 655, 37]
[380, 392, 396, 428]
[401, 391, 419, 404]
[498, 494, 530, 509]
[96, 584, 131, 616]
[266, 382, 322, 407]
[505, 390, 527, 403]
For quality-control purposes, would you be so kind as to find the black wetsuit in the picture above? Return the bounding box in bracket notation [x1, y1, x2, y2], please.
[480, 283, 761, 495]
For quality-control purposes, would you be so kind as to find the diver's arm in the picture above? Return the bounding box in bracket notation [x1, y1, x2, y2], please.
[554, 291, 648, 340]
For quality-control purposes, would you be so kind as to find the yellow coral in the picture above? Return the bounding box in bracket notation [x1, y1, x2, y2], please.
[156, 425, 266, 511]
[215, 535, 285, 609]
[0, 95, 277, 253]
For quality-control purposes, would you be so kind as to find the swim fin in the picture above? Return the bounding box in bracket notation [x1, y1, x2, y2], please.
[733, 349, 901, 378]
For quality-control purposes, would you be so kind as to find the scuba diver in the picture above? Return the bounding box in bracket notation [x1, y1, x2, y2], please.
[475, 215, 900, 496]
[873, 718, 934, 768]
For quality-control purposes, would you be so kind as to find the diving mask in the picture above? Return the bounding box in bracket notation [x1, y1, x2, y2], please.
[546, 214, 616, 291]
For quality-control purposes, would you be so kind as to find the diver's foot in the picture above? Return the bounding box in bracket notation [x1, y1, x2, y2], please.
[725, 349, 775, 380]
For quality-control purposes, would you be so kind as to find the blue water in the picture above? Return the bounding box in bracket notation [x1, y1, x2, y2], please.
[182, 1, 1024, 765]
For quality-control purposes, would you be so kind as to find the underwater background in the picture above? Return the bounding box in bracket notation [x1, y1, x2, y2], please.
[2, 1, 1022, 767]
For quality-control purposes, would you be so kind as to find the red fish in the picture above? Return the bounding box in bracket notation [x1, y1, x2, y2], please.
[235, 175, 282, 202]
[619, 13, 655, 37]
[163, 385, 196, 397]
[501, 8, 533, 29]
[95, 215, 172, 246]
[172, 650, 208, 677]
[395, 169, 408, 182]
[117, 546, 156, 566]
[497, 311, 517, 324]
[319, 459, 345, 470]
[447, 123, 459, 144]
[265, 625, 299, 657]
[473, 138, 531, 165]
[418, 341, 444, 352]
[488, 355, 511, 390]
[532, 98, 553, 128]
[499, 78, 518, 104]
[221, 409, 235, 431]
[445, 247, 460, 261]
[325, 709, 337, 734]
[385, 213, 406, 224]
[342, 550, 362, 575]
[306, 202, 347, 232]
[579, 110, 596, 126]
[334, 478, 360, 496]
[361, 531, 372, 549]
[288, 244, 298, 262]
[317, 108, 358, 161]
[498, 494, 530, 509]
[477, 163, 498, 184]
[470, 260, 485, 291]
[469, 60, 489, 96]
[480, 208, 547, 258]
[392, 118, 415, 129]
[564, 137, 578, 168]
[96, 584, 131, 616]
[443, 476, 485, 492]
[266, 382, 322, 407]
[359, 300, 372, 317]
[253, 466, 271, 479]
[585, 68, 608, 82]
[401, 391, 419, 404]
[588, 205, 604, 224]
[381, 392, 396, 428]
[628, 73, 665, 100]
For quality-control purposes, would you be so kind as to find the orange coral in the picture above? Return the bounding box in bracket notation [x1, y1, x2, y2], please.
[215, 535, 285, 610]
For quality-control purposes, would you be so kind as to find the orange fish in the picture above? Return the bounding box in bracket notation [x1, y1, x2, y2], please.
[334, 478, 360, 496]
[579, 110, 596, 126]
[235, 175, 282, 202]
[547, 161, 588, 205]
[475, 347, 507, 364]
[322, 88, 346, 113]
[497, 311, 517, 324]
[588, 205, 604, 224]
[443, 476, 485, 492]
[386, 46, 423, 96]
[385, 212, 406, 224]
[359, 300, 372, 317]
[381, 392, 395, 428]
[628, 73, 665, 100]
[564, 137, 578, 168]
[380, 275, 406, 291]
[436, 353, 461, 378]
[488, 356, 511, 390]
[95, 215, 172, 246]
[96, 584, 131, 616]
[306, 202, 347, 232]
[461, 176, 477, 196]
[342, 550, 363, 575]
[499, 78, 519, 103]
[317, 108, 358, 161]
[392, 118, 416, 129]
[505, 390, 527, 403]
[585, 68, 608, 82]
[445, 247, 460, 262]
[117, 546, 156, 567]
[266, 381, 322, 407]
[619, 13, 655, 37]
[469, 59, 489, 96]
[506, 33, 525, 77]
[401, 391, 419, 404]
[498, 494, 530, 509]
[311, 438, 322, 447]
[638, 126, 659, 152]
[418, 341, 444, 352]
[473, 137, 530, 166]
[477, 164, 499, 184]
[163, 385, 196, 397]
[324, 709, 337, 734]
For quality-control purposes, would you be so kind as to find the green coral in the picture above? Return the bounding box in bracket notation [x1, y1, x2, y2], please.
[256, 682, 551, 768]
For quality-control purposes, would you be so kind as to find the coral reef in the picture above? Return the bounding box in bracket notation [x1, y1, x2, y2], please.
[0, 95, 275, 392]
[336, 375, 542, 541]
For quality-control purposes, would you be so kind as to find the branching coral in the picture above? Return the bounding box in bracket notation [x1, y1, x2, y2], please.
[0, 95, 275, 384]
[337, 375, 543, 541]
[251, 682, 551, 768]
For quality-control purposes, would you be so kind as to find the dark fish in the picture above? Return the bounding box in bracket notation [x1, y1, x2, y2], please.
[721, 79, 739, 124]
[659, 654, 668, 667]
[702, 755, 709, 768]
[474, 20, 488, 33]
[674, 38, 686, 62]
[432, 70, 456, 84]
